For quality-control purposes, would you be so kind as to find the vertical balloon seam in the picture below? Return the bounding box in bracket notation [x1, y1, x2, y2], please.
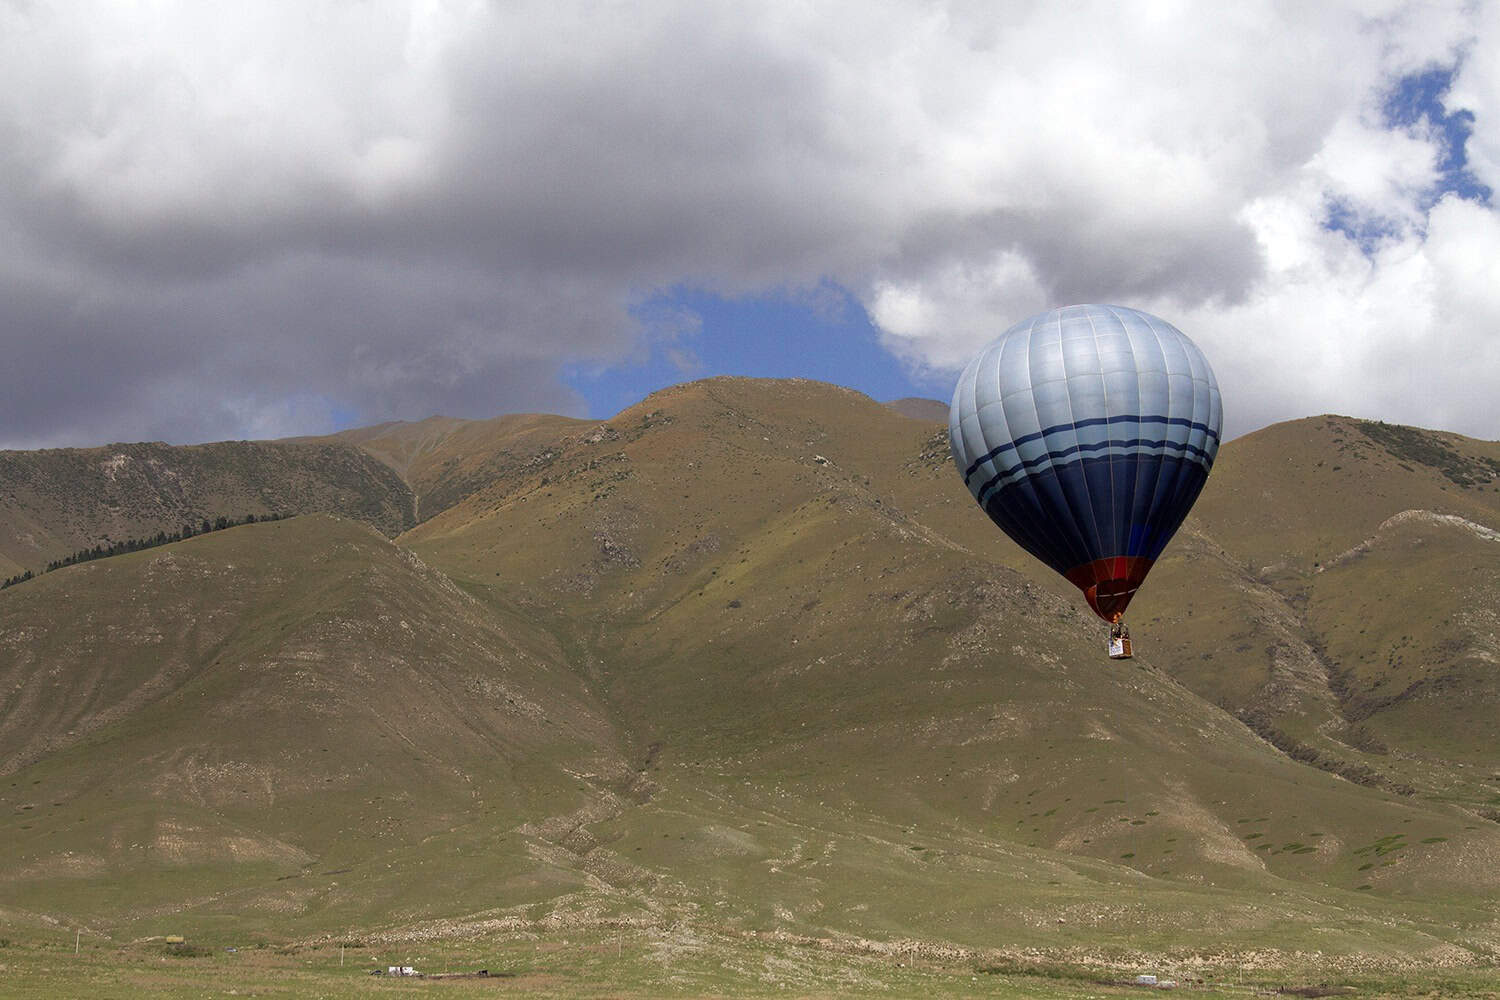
[1150, 315, 1195, 561]
[1112, 310, 1144, 560]
[1028, 312, 1095, 574]
[1043, 310, 1103, 563]
[1110, 307, 1164, 617]
[1117, 307, 1150, 561]
[1184, 338, 1214, 480]
[1113, 314, 1138, 560]
[1046, 311, 1102, 571]
[1172, 319, 1216, 553]
[1144, 311, 1209, 560]
[1213, 371, 1225, 459]
[1165, 349, 1213, 560]
[1110, 305, 1162, 563]
[1062, 308, 1108, 608]
[1062, 307, 1103, 564]
[1185, 337, 1221, 535]
[1085, 307, 1122, 557]
[949, 358, 972, 494]
[1132, 307, 1175, 561]
[1009, 314, 1087, 573]
[1139, 315, 1187, 560]
[1019, 425, 1089, 572]
[959, 347, 1064, 572]
[973, 353, 1057, 568]
[1062, 313, 1110, 563]
[1110, 313, 1145, 563]
[1014, 315, 1082, 573]
[949, 361, 969, 482]
[962, 356, 991, 506]
[990, 377, 1074, 572]
[1164, 341, 1205, 558]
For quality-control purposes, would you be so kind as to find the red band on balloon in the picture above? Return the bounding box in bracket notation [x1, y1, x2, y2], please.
[1063, 556, 1155, 623]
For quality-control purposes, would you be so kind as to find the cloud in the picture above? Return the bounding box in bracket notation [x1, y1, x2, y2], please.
[857, 3, 1498, 438]
[0, 0, 1495, 447]
[1449, 3, 1500, 195]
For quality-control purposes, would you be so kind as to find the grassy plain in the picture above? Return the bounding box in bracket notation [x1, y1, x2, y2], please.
[5, 927, 1500, 999]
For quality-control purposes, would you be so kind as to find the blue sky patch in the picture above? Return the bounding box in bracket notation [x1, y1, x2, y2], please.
[1323, 64, 1490, 251]
[565, 285, 935, 418]
[1381, 65, 1490, 204]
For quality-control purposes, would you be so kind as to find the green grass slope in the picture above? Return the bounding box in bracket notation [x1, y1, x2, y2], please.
[0, 440, 416, 578]
[1190, 415, 1500, 577]
[1142, 416, 1500, 814]
[394, 379, 1500, 962]
[3, 384, 1499, 980]
[0, 515, 632, 938]
[317, 412, 588, 523]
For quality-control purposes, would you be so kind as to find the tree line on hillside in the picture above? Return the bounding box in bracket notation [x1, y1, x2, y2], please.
[1, 512, 289, 591]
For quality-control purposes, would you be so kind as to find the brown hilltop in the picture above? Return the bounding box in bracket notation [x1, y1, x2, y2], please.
[311, 412, 589, 522]
[1188, 414, 1500, 575]
[884, 396, 950, 422]
[2, 378, 1499, 970]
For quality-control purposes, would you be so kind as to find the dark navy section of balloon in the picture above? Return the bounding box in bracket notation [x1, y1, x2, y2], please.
[979, 451, 1211, 580]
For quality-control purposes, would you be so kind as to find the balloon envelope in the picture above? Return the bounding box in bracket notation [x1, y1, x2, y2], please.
[948, 304, 1222, 622]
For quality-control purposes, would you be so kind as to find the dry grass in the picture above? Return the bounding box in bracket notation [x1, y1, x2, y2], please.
[4, 381, 1500, 992]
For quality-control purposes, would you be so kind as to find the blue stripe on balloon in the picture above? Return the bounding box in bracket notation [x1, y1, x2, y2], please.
[983, 454, 1208, 571]
[972, 436, 1216, 506]
[962, 412, 1219, 485]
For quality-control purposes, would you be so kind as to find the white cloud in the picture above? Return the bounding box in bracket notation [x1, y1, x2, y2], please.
[1311, 116, 1439, 231]
[1448, 2, 1500, 193]
[1153, 187, 1500, 438]
[0, 0, 1495, 446]
[870, 250, 1048, 372]
[852, 0, 1498, 440]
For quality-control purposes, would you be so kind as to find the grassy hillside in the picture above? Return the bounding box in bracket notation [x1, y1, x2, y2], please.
[0, 515, 630, 937]
[2, 382, 1499, 991]
[0, 440, 415, 578]
[316, 412, 588, 523]
[884, 396, 950, 422]
[1189, 415, 1500, 577]
[394, 379, 1500, 960]
[1143, 415, 1500, 815]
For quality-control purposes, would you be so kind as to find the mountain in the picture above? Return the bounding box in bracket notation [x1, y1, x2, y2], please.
[884, 397, 950, 422]
[2, 379, 1498, 978]
[310, 411, 588, 523]
[0, 440, 416, 580]
[0, 514, 630, 931]
[1142, 415, 1500, 816]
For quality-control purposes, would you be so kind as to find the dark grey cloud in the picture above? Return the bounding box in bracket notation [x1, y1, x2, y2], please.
[1, 1, 1497, 448]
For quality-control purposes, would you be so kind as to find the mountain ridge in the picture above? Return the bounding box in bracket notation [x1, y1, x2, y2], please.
[0, 439, 417, 579]
[2, 377, 1498, 977]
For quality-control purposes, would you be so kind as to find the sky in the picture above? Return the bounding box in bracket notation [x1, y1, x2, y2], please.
[1, 0, 1497, 449]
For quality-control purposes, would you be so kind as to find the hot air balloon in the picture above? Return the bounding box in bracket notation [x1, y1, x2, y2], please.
[948, 304, 1222, 657]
